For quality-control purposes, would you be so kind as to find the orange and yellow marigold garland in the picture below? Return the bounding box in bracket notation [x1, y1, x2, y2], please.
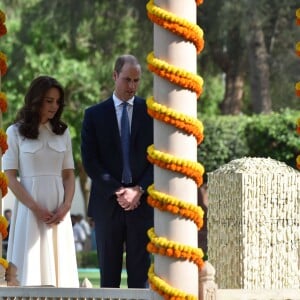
[147, 228, 204, 269]
[148, 264, 196, 300]
[0, 258, 8, 270]
[0, 216, 8, 240]
[296, 8, 300, 26]
[147, 96, 204, 144]
[297, 118, 300, 135]
[0, 9, 6, 38]
[147, 52, 203, 98]
[0, 92, 7, 113]
[147, 144, 204, 187]
[0, 8, 9, 273]
[147, 226, 204, 299]
[0, 23, 7, 38]
[0, 129, 8, 155]
[295, 82, 300, 97]
[0, 10, 6, 23]
[146, 0, 205, 298]
[0, 172, 8, 198]
[146, 0, 204, 54]
[147, 184, 204, 229]
[0, 51, 7, 76]
[296, 42, 300, 57]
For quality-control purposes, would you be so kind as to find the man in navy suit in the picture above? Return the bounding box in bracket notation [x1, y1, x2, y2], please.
[81, 54, 153, 288]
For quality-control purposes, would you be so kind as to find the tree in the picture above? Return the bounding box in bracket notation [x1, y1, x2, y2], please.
[199, 0, 247, 115]
[247, 8, 272, 113]
[1, 0, 153, 211]
[1, 0, 299, 214]
[199, 0, 299, 115]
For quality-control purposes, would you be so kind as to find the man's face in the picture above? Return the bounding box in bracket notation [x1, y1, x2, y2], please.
[113, 63, 141, 101]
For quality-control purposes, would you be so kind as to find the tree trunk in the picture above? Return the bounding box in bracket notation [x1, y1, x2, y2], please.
[211, 25, 245, 115]
[220, 70, 244, 115]
[248, 16, 272, 114]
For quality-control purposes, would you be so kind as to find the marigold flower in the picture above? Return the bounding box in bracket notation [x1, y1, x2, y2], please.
[147, 52, 203, 98]
[0, 216, 8, 239]
[0, 52, 7, 76]
[0, 258, 8, 270]
[0, 23, 7, 37]
[296, 118, 300, 135]
[0, 129, 8, 154]
[0, 172, 8, 197]
[166, 248, 173, 256]
[148, 263, 197, 300]
[0, 91, 8, 112]
[297, 155, 300, 170]
[295, 82, 300, 97]
[296, 42, 300, 56]
[147, 227, 204, 269]
[297, 8, 300, 25]
[0, 10, 6, 24]
[147, 96, 204, 144]
[147, 6, 204, 54]
[147, 145, 204, 186]
[147, 184, 204, 229]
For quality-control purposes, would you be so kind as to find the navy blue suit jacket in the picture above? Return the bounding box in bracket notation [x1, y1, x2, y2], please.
[81, 96, 154, 222]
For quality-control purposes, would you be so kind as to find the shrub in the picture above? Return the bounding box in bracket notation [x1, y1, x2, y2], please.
[197, 109, 300, 179]
[198, 114, 250, 178]
[245, 109, 300, 169]
[76, 251, 98, 268]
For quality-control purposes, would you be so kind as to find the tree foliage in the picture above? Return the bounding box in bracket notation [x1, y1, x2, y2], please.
[198, 109, 300, 181]
[1, 0, 153, 163]
[1, 0, 299, 209]
[198, 0, 299, 114]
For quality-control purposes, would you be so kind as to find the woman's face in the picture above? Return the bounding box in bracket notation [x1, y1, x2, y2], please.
[40, 87, 61, 124]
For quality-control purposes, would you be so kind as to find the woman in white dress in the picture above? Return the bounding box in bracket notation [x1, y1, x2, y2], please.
[2, 76, 79, 287]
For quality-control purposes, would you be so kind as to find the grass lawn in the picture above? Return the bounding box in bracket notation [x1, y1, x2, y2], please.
[78, 268, 127, 288]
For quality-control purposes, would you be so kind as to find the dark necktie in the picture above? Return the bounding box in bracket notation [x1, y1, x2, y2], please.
[121, 102, 132, 184]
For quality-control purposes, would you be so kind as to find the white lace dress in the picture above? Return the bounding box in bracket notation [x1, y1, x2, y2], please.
[2, 122, 79, 287]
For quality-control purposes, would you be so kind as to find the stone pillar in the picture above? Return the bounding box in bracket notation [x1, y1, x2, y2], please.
[199, 261, 217, 300]
[208, 157, 300, 289]
[146, 0, 205, 298]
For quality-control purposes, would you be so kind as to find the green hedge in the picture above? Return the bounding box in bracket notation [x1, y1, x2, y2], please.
[198, 109, 300, 179]
[76, 251, 98, 268]
[245, 110, 300, 167]
[76, 251, 154, 269]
